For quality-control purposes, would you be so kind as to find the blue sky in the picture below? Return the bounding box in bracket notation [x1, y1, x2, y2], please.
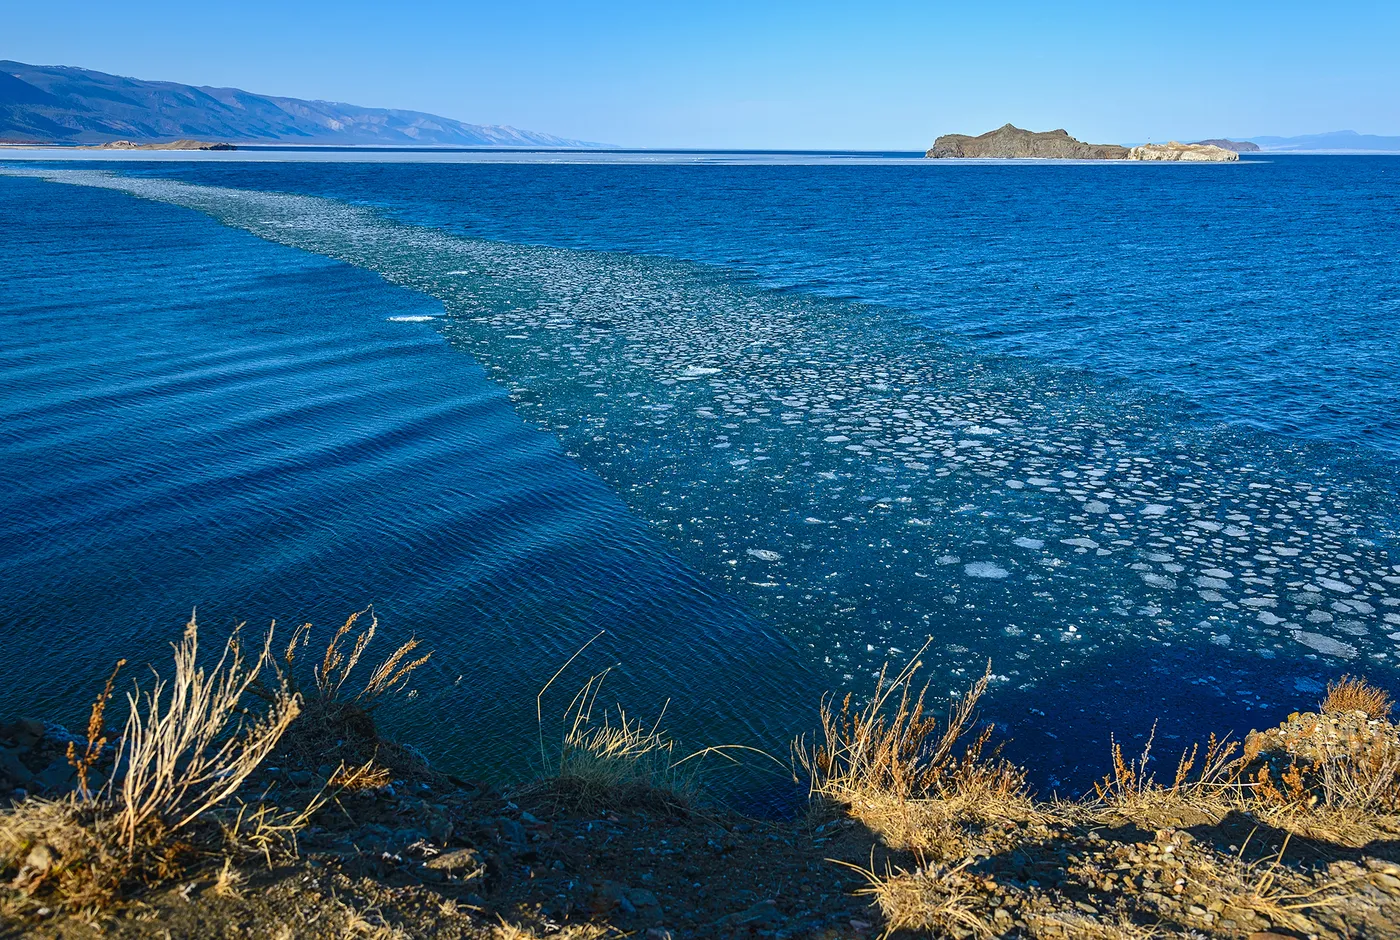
[6, 0, 1398, 148]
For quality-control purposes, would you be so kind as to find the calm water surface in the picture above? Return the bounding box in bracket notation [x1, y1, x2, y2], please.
[2, 155, 1398, 796]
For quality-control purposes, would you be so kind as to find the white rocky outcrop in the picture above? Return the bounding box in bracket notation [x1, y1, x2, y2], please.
[1127, 141, 1239, 162]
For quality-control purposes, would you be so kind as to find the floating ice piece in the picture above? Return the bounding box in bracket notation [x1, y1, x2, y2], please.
[935, 555, 961, 565]
[1085, 501, 1110, 513]
[1141, 504, 1170, 516]
[386, 315, 436, 322]
[746, 549, 782, 562]
[1140, 573, 1176, 589]
[1191, 520, 1223, 532]
[1201, 568, 1233, 579]
[964, 562, 1010, 579]
[1317, 577, 1354, 593]
[1060, 537, 1100, 550]
[1014, 537, 1045, 550]
[678, 365, 721, 377]
[1291, 631, 1357, 659]
[824, 435, 850, 443]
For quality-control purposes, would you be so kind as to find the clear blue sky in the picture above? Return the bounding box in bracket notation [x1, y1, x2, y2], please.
[6, 0, 1398, 148]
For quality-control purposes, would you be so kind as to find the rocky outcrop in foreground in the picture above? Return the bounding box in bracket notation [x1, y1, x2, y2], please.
[927, 124, 1129, 159]
[1128, 141, 1239, 162]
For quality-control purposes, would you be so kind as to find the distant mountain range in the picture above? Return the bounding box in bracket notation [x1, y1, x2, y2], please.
[1244, 130, 1400, 153]
[0, 61, 602, 148]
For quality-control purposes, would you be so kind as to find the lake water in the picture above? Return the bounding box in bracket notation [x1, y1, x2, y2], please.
[2, 154, 1398, 798]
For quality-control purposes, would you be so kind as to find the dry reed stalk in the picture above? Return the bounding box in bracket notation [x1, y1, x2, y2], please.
[66, 658, 125, 800]
[297, 607, 431, 706]
[113, 615, 300, 851]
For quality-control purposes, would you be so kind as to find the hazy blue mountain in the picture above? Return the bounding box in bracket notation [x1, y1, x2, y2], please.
[0, 61, 602, 148]
[1247, 130, 1400, 152]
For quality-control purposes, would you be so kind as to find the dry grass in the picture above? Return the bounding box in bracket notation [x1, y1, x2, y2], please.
[1322, 675, 1394, 720]
[0, 799, 125, 909]
[489, 923, 611, 940]
[802, 647, 1026, 804]
[1, 615, 302, 912]
[114, 617, 300, 850]
[329, 758, 394, 792]
[529, 670, 695, 813]
[272, 607, 432, 774]
[1092, 723, 1245, 825]
[861, 857, 993, 937]
[1180, 834, 1358, 935]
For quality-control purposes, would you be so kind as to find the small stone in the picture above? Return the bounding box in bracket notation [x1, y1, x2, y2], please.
[0, 748, 33, 787]
[11, 720, 45, 747]
[499, 818, 527, 844]
[423, 848, 486, 879]
[25, 843, 57, 873]
[33, 759, 77, 794]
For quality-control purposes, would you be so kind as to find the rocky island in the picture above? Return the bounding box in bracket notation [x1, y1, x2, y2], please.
[80, 139, 238, 151]
[1192, 138, 1261, 152]
[927, 124, 1237, 161]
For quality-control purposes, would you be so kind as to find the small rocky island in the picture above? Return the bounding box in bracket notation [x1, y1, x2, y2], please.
[927, 124, 1238, 161]
[80, 139, 238, 151]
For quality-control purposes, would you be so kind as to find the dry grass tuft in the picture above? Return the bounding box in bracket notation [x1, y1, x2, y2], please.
[329, 758, 394, 792]
[530, 670, 694, 813]
[301, 606, 432, 706]
[0, 799, 125, 910]
[114, 616, 300, 851]
[489, 923, 611, 940]
[861, 857, 992, 938]
[1093, 724, 1245, 824]
[1, 615, 302, 912]
[801, 647, 1027, 817]
[1322, 674, 1393, 720]
[1181, 834, 1357, 934]
[272, 607, 432, 774]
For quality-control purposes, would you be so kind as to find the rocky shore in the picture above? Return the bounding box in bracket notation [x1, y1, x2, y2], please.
[3, 618, 1399, 939]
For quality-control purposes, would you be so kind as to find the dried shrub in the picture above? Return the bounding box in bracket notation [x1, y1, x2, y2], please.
[1, 615, 300, 912]
[1321, 675, 1393, 720]
[801, 648, 1026, 808]
[66, 658, 124, 800]
[114, 617, 300, 851]
[1092, 722, 1248, 829]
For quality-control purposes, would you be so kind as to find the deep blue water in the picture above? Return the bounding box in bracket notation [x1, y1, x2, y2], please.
[2, 156, 1399, 796]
